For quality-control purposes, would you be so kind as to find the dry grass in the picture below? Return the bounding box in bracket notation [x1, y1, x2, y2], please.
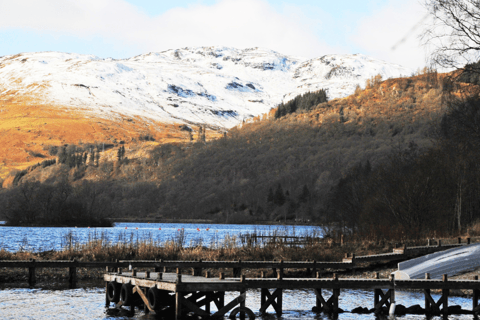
[2, 232, 468, 263]
[1, 234, 478, 282]
[0, 100, 222, 179]
[287, 72, 447, 128]
[466, 221, 480, 237]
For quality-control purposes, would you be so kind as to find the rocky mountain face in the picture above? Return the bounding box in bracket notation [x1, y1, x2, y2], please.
[0, 47, 412, 129]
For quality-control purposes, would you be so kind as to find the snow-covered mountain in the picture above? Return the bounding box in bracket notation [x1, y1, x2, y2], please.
[0, 47, 412, 129]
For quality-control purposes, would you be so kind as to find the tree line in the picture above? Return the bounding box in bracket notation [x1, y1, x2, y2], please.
[2, 67, 480, 239]
[323, 88, 480, 239]
[274, 89, 328, 119]
[0, 71, 447, 231]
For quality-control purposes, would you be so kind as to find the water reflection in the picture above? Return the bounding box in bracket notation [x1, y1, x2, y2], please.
[0, 223, 322, 252]
[0, 287, 477, 319]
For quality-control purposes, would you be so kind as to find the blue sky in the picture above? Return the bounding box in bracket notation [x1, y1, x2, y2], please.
[0, 0, 429, 69]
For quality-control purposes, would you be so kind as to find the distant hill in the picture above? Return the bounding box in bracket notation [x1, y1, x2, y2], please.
[0, 48, 411, 128]
[0, 48, 411, 174]
[1, 69, 447, 228]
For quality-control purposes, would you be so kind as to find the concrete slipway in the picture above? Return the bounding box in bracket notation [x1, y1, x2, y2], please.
[393, 243, 480, 279]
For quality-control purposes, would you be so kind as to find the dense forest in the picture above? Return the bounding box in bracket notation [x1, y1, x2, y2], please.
[274, 89, 328, 118]
[3, 68, 480, 239]
[0, 69, 453, 236]
[327, 89, 480, 239]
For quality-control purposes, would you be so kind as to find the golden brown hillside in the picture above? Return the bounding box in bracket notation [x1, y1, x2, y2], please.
[4, 68, 475, 230]
[276, 71, 448, 127]
[0, 101, 221, 178]
[0, 70, 449, 179]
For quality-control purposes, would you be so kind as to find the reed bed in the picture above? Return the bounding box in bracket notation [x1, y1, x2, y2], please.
[1, 229, 477, 263]
[1, 232, 478, 284]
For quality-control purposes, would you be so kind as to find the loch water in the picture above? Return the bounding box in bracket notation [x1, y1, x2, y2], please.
[0, 286, 477, 319]
[0, 222, 322, 252]
[0, 223, 476, 319]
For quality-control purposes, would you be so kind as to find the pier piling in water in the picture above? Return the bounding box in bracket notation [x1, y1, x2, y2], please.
[103, 266, 480, 318]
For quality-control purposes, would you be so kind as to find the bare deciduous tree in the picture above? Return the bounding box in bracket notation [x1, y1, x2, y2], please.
[424, 0, 480, 69]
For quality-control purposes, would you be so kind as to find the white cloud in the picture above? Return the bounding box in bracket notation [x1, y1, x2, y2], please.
[0, 0, 338, 59]
[351, 0, 431, 70]
[0, 0, 143, 37]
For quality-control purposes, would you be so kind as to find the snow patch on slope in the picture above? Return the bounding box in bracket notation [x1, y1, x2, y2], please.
[0, 47, 413, 128]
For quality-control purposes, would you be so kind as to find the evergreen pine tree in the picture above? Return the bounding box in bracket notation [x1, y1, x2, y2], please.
[66, 152, 75, 168]
[267, 187, 274, 203]
[95, 152, 100, 167]
[89, 150, 95, 166]
[202, 126, 206, 142]
[75, 154, 83, 167]
[117, 146, 126, 163]
[273, 184, 286, 206]
[339, 107, 346, 123]
[58, 146, 67, 164]
[298, 184, 311, 203]
[364, 160, 372, 175]
[117, 146, 123, 162]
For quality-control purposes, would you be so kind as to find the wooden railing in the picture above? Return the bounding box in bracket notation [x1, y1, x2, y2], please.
[0, 237, 471, 288]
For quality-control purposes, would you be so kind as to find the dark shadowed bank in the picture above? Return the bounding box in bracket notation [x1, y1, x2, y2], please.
[0, 179, 113, 227]
[3, 72, 480, 239]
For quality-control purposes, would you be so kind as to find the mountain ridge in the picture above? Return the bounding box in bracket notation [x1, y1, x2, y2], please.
[0, 47, 413, 174]
[1, 70, 448, 227]
[0, 47, 412, 129]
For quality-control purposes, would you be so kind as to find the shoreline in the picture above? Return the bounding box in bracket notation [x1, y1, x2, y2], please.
[2, 264, 479, 298]
[0, 218, 321, 227]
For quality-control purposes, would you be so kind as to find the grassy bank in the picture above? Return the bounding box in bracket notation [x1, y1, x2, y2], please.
[1, 232, 478, 286]
[1, 231, 477, 263]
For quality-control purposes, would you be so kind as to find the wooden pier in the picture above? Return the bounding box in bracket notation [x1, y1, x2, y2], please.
[0, 238, 468, 288]
[104, 269, 480, 319]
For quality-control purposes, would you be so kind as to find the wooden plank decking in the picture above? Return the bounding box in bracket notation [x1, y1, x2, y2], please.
[103, 271, 480, 319]
[0, 240, 470, 289]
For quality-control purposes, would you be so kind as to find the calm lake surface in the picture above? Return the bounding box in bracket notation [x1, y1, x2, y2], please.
[0, 286, 476, 319]
[0, 222, 322, 252]
[0, 223, 476, 319]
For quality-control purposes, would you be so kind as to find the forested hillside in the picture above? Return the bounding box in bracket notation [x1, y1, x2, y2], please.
[149, 71, 446, 229]
[0, 70, 452, 234]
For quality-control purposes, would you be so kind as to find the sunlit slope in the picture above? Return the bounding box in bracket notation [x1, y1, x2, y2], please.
[0, 101, 220, 177]
[0, 48, 413, 177]
[0, 69, 455, 222]
[0, 49, 412, 128]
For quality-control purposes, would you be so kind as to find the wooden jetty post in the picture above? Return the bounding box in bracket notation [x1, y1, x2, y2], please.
[233, 260, 242, 278]
[28, 259, 36, 287]
[192, 259, 202, 276]
[313, 273, 340, 314]
[259, 270, 284, 316]
[442, 274, 449, 316]
[424, 273, 449, 315]
[424, 273, 431, 314]
[68, 259, 77, 289]
[474, 275, 480, 312]
[259, 287, 283, 315]
[373, 274, 395, 314]
[155, 259, 162, 273]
